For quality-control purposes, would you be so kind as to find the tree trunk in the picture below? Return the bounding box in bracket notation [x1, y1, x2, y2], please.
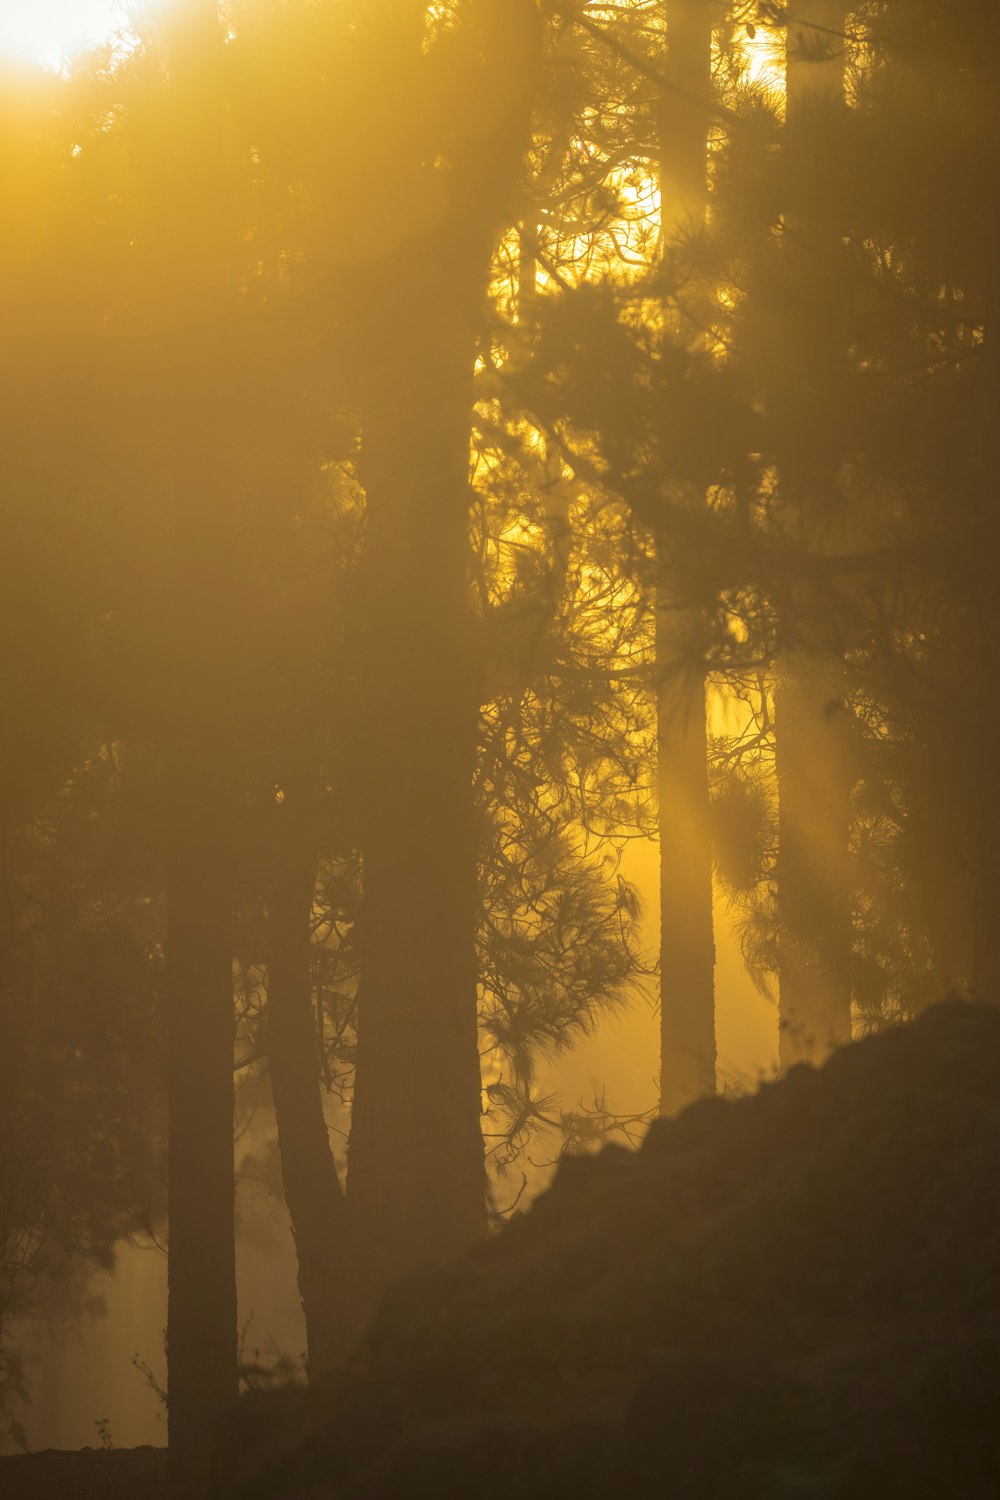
[657, 614, 717, 1111]
[657, 0, 718, 1114]
[345, 0, 540, 1293]
[267, 780, 361, 1373]
[151, 6, 243, 1484]
[786, 0, 847, 95]
[347, 250, 488, 1285]
[775, 0, 853, 1068]
[972, 674, 1000, 1005]
[165, 780, 237, 1481]
[901, 691, 975, 1007]
[775, 666, 854, 1065]
[973, 258, 1000, 1005]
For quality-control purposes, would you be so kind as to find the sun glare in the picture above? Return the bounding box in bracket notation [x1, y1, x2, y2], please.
[739, 21, 784, 92]
[0, 0, 125, 71]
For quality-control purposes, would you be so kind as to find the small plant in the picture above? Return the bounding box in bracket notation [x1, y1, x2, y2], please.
[95, 1417, 114, 1450]
[237, 1315, 304, 1393]
[132, 1347, 167, 1421]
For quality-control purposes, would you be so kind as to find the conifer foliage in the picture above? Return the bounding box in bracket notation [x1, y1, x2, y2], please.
[0, 0, 997, 1478]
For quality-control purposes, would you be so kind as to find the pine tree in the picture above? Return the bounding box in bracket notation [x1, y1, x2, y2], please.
[343, 0, 543, 1290]
[655, 0, 719, 1113]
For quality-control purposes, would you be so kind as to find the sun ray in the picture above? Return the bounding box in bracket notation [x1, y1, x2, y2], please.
[0, 0, 127, 71]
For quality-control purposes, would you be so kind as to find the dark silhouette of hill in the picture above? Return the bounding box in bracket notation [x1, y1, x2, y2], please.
[0, 1445, 166, 1498]
[3, 1001, 997, 1498]
[220, 999, 1000, 1498]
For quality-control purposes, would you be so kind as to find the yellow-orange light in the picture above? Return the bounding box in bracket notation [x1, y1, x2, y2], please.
[739, 22, 785, 92]
[0, 0, 124, 71]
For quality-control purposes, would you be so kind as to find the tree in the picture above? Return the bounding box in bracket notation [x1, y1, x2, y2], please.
[770, 0, 856, 1067]
[505, 1, 738, 1110]
[654, 0, 720, 1113]
[344, 0, 544, 1289]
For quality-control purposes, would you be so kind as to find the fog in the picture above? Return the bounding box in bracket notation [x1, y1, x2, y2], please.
[1, 1, 997, 1495]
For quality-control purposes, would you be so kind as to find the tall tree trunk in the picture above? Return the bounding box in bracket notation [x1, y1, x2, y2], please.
[775, 666, 854, 1064]
[345, 0, 539, 1293]
[972, 673, 1000, 1005]
[165, 775, 238, 1480]
[656, 616, 717, 1111]
[156, 3, 241, 1474]
[775, 0, 854, 1068]
[973, 258, 1000, 1005]
[347, 249, 488, 1285]
[267, 779, 360, 1373]
[905, 702, 975, 1005]
[656, 0, 717, 1114]
[786, 0, 847, 95]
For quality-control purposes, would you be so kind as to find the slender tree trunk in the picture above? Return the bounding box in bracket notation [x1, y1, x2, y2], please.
[656, 0, 717, 1114]
[972, 259, 1000, 1004]
[165, 776, 237, 1480]
[267, 779, 360, 1373]
[786, 0, 847, 92]
[905, 705, 975, 1005]
[345, 0, 539, 1293]
[657, 615, 717, 1110]
[775, 0, 854, 1068]
[347, 249, 488, 1285]
[146, 7, 244, 1485]
[775, 666, 854, 1064]
[972, 676, 1000, 1004]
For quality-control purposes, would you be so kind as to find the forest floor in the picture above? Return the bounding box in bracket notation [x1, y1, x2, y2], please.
[3, 1000, 998, 1498]
[0, 1444, 166, 1497]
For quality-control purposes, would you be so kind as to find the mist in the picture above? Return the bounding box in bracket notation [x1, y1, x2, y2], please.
[1, 2, 998, 1496]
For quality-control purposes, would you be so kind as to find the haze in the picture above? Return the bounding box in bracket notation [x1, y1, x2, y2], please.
[1, 2, 997, 1495]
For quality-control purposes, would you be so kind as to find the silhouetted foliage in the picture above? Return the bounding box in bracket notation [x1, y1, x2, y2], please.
[0, 0, 998, 1483]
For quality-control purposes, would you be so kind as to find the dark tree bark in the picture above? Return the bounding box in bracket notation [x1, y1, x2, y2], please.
[905, 702, 976, 1005]
[165, 775, 238, 1479]
[347, 253, 490, 1286]
[656, 621, 717, 1112]
[155, 4, 242, 1476]
[775, 666, 854, 1065]
[267, 780, 362, 1372]
[973, 262, 1000, 1005]
[656, 0, 718, 1114]
[345, 0, 541, 1291]
[775, 0, 854, 1068]
[972, 679, 1000, 1005]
